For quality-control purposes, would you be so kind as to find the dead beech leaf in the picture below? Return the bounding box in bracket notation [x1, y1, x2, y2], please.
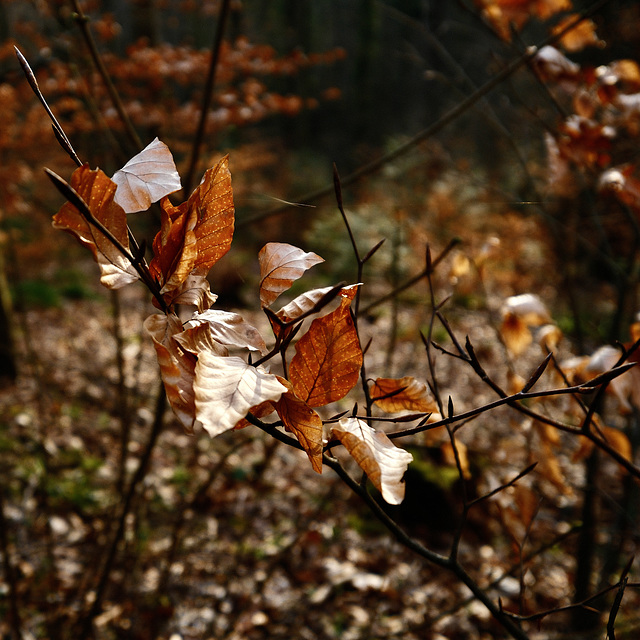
[258, 242, 324, 308]
[184, 309, 267, 354]
[112, 138, 181, 213]
[144, 313, 197, 431]
[330, 417, 413, 505]
[52, 165, 139, 289]
[553, 15, 603, 52]
[194, 353, 287, 437]
[276, 285, 336, 323]
[289, 293, 362, 407]
[149, 156, 234, 303]
[370, 377, 438, 413]
[149, 198, 198, 296]
[166, 274, 217, 313]
[274, 377, 323, 474]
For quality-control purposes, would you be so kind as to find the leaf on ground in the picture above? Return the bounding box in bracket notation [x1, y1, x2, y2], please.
[258, 242, 324, 308]
[112, 138, 181, 213]
[289, 292, 362, 406]
[274, 377, 323, 473]
[149, 156, 234, 305]
[144, 313, 197, 432]
[330, 417, 413, 505]
[52, 165, 139, 290]
[370, 376, 438, 413]
[194, 353, 288, 437]
[552, 15, 603, 52]
[184, 309, 267, 354]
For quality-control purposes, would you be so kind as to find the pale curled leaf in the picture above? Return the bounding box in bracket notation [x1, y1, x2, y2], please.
[274, 377, 323, 473]
[112, 138, 181, 213]
[258, 242, 324, 308]
[194, 353, 288, 437]
[52, 165, 139, 289]
[370, 377, 438, 413]
[185, 309, 267, 354]
[144, 313, 196, 431]
[330, 418, 413, 505]
[276, 286, 335, 323]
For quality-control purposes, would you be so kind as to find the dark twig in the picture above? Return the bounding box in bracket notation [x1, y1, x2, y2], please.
[69, 0, 143, 154]
[14, 46, 82, 167]
[183, 0, 232, 196]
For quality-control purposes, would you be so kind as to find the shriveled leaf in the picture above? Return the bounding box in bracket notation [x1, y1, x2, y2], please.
[370, 377, 438, 413]
[194, 353, 287, 437]
[144, 313, 196, 431]
[164, 274, 217, 312]
[52, 165, 139, 289]
[552, 15, 603, 52]
[112, 138, 181, 213]
[149, 156, 234, 303]
[274, 377, 323, 473]
[185, 309, 267, 354]
[500, 294, 552, 356]
[289, 293, 362, 406]
[173, 324, 229, 358]
[258, 242, 324, 308]
[330, 417, 413, 505]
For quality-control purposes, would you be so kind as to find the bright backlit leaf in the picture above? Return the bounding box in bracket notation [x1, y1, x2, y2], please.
[112, 137, 181, 213]
[144, 313, 197, 431]
[274, 377, 323, 473]
[370, 376, 438, 413]
[258, 242, 324, 308]
[289, 291, 362, 406]
[194, 353, 287, 437]
[330, 417, 413, 505]
[52, 165, 139, 289]
[149, 156, 234, 306]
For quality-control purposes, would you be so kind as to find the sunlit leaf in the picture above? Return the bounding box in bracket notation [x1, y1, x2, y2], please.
[500, 294, 552, 355]
[149, 156, 234, 304]
[330, 417, 413, 505]
[258, 242, 324, 308]
[289, 292, 362, 406]
[112, 137, 181, 213]
[184, 309, 267, 354]
[52, 165, 139, 290]
[553, 14, 603, 52]
[274, 377, 323, 473]
[144, 313, 196, 431]
[370, 376, 438, 413]
[194, 353, 287, 437]
[276, 285, 336, 323]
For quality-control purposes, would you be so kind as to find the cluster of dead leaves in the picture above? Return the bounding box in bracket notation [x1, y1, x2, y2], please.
[49, 139, 435, 505]
[475, 0, 601, 50]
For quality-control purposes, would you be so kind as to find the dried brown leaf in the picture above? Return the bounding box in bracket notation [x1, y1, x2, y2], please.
[258, 242, 324, 308]
[194, 353, 287, 437]
[144, 313, 197, 431]
[112, 137, 181, 213]
[330, 417, 413, 505]
[370, 376, 438, 413]
[52, 165, 139, 289]
[274, 377, 323, 473]
[289, 292, 362, 406]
